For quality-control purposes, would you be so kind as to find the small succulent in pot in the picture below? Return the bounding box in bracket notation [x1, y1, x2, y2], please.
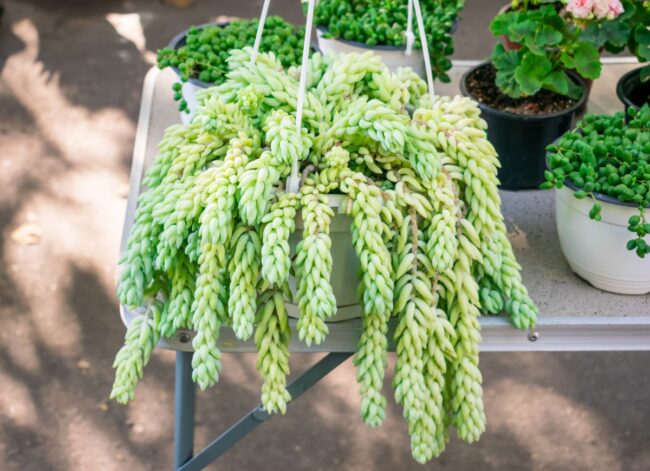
[490, 0, 626, 101]
[156, 17, 307, 112]
[312, 0, 464, 82]
[542, 103, 650, 257]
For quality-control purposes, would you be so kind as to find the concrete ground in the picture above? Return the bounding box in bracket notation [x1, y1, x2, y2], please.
[0, 0, 648, 470]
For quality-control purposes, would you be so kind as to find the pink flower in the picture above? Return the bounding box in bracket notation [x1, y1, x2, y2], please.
[567, 0, 594, 19]
[606, 0, 624, 19]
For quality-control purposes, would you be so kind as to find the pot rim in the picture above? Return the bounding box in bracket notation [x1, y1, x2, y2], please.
[616, 66, 645, 110]
[460, 61, 588, 121]
[168, 21, 232, 89]
[562, 178, 649, 209]
[315, 17, 459, 52]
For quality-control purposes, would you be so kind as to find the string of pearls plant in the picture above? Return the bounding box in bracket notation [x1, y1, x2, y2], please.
[113, 47, 537, 463]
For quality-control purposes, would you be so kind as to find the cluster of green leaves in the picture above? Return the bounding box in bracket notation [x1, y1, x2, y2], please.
[490, 4, 600, 99]
[582, 0, 650, 81]
[157, 17, 306, 111]
[542, 104, 650, 257]
[312, 0, 464, 82]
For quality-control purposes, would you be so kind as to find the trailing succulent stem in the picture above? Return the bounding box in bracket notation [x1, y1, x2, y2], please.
[114, 49, 536, 463]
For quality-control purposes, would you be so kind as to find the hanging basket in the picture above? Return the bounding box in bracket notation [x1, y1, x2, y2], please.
[315, 27, 426, 76]
[287, 194, 361, 322]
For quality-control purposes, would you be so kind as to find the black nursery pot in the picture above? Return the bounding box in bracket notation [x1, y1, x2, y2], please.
[616, 66, 650, 117]
[460, 62, 588, 191]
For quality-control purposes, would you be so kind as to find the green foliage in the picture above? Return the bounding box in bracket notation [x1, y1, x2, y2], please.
[581, 0, 650, 80]
[490, 4, 599, 99]
[157, 17, 307, 111]
[312, 0, 464, 83]
[114, 48, 537, 463]
[543, 104, 650, 257]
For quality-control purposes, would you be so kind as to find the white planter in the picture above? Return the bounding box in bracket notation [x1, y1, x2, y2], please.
[555, 185, 650, 294]
[177, 79, 204, 125]
[287, 194, 362, 321]
[316, 27, 425, 77]
[168, 22, 228, 124]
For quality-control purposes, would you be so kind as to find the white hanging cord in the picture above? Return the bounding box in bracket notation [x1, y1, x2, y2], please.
[412, 0, 435, 100]
[405, 0, 415, 56]
[252, 0, 271, 60]
[287, 0, 316, 193]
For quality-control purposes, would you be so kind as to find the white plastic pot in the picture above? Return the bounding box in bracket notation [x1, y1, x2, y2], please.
[177, 80, 203, 125]
[555, 185, 650, 294]
[316, 27, 425, 77]
[168, 22, 228, 124]
[287, 194, 362, 321]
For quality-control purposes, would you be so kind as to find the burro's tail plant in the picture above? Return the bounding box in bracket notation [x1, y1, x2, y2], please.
[112, 47, 537, 463]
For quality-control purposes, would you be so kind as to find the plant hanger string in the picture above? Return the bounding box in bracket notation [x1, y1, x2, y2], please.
[412, 0, 435, 101]
[252, 0, 315, 193]
[405, 0, 415, 56]
[252, 0, 271, 60]
[288, 0, 316, 193]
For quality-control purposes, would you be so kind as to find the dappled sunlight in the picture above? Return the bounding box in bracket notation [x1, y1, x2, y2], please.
[0, 372, 39, 428]
[124, 378, 173, 446]
[488, 378, 621, 470]
[106, 13, 157, 65]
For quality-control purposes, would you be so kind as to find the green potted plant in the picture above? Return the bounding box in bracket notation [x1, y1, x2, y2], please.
[157, 17, 306, 122]
[542, 104, 650, 294]
[310, 0, 463, 81]
[460, 1, 627, 190]
[113, 48, 537, 463]
[588, 1, 650, 112]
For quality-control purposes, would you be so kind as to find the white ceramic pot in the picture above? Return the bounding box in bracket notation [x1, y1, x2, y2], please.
[287, 194, 362, 321]
[168, 22, 228, 124]
[316, 27, 425, 77]
[555, 185, 650, 294]
[177, 80, 203, 125]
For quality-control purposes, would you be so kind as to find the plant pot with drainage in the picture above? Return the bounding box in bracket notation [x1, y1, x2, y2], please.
[542, 104, 650, 294]
[618, 66, 650, 115]
[460, 62, 587, 190]
[610, 1, 650, 115]
[311, 0, 462, 80]
[157, 17, 307, 123]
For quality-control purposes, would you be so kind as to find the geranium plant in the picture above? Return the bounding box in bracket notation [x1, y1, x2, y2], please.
[312, 0, 464, 82]
[581, 0, 650, 81]
[542, 104, 650, 257]
[490, 0, 625, 99]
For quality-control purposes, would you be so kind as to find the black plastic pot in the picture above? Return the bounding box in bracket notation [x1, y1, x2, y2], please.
[616, 66, 650, 117]
[460, 62, 588, 191]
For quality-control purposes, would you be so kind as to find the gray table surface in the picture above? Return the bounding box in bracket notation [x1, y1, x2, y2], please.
[120, 62, 650, 352]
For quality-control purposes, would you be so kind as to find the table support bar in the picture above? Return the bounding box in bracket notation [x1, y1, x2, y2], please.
[177, 352, 353, 471]
[174, 351, 196, 469]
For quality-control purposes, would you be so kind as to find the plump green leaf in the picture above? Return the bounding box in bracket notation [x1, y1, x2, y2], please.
[542, 70, 571, 96]
[514, 53, 552, 96]
[491, 44, 525, 97]
[573, 42, 602, 80]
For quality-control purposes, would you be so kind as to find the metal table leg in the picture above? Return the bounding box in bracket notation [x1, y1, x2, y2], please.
[177, 352, 352, 471]
[174, 351, 196, 469]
